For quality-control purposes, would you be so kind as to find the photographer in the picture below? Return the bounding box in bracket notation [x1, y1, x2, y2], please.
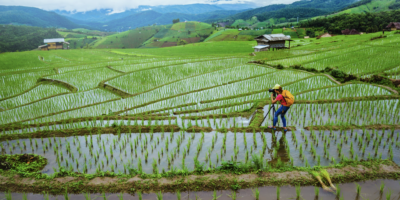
[268, 84, 293, 132]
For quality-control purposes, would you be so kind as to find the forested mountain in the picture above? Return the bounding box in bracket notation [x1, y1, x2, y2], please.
[0, 25, 61, 52]
[222, 0, 357, 21]
[301, 10, 400, 33]
[53, 4, 254, 23]
[86, 10, 245, 31]
[0, 6, 85, 29]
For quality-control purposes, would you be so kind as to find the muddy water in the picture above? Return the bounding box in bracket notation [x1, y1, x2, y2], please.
[1, 128, 399, 174]
[0, 179, 399, 199]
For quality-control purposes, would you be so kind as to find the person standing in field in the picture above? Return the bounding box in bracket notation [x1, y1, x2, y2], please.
[268, 84, 294, 132]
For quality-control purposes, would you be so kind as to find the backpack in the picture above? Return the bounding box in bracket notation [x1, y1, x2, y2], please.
[282, 90, 295, 107]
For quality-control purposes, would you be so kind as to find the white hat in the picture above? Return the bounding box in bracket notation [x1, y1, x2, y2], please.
[272, 84, 281, 89]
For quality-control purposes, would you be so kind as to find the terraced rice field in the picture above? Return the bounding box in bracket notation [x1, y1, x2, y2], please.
[0, 31, 399, 199]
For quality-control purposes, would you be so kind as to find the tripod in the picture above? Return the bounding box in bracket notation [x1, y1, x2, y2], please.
[261, 103, 278, 126]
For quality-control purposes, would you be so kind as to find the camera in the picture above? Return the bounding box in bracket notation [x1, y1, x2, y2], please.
[268, 88, 277, 97]
[268, 89, 275, 93]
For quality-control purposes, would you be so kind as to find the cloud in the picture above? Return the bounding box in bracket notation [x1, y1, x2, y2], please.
[0, 0, 296, 12]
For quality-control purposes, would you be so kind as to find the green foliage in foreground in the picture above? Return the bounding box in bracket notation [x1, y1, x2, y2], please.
[0, 25, 61, 52]
[0, 153, 394, 181]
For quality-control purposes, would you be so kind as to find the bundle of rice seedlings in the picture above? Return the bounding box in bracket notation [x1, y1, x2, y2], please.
[320, 169, 337, 190]
[310, 171, 332, 192]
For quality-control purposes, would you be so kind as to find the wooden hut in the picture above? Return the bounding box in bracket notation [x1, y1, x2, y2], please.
[253, 34, 292, 52]
[40, 38, 69, 50]
[386, 22, 400, 31]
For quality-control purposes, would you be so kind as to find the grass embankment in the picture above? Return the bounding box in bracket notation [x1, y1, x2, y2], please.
[0, 154, 398, 194]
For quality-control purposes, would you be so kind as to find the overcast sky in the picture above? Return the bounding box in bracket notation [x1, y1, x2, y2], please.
[0, 0, 297, 12]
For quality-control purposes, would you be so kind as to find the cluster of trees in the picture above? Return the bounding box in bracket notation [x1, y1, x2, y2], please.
[340, 0, 372, 11]
[389, 0, 400, 9]
[300, 10, 400, 34]
[0, 25, 61, 52]
[256, 8, 329, 22]
[172, 19, 180, 24]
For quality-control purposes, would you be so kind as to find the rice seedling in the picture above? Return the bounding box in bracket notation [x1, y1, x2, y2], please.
[5, 191, 12, 200]
[380, 181, 385, 194]
[336, 185, 341, 198]
[228, 191, 236, 200]
[295, 185, 301, 199]
[355, 183, 361, 196]
[252, 188, 260, 200]
[310, 171, 332, 192]
[138, 191, 142, 200]
[276, 186, 280, 199]
[386, 190, 392, 200]
[157, 191, 163, 200]
[320, 169, 336, 190]
[314, 187, 319, 198]
[213, 190, 221, 200]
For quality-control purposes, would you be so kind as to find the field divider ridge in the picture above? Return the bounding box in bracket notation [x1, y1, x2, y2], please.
[113, 71, 279, 115]
[38, 78, 78, 92]
[0, 92, 71, 112]
[102, 64, 244, 98]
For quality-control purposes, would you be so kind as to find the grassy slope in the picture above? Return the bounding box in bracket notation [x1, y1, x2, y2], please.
[204, 29, 255, 42]
[336, 0, 395, 14]
[110, 41, 255, 56]
[141, 22, 215, 48]
[57, 29, 111, 49]
[92, 27, 159, 49]
[309, 0, 396, 20]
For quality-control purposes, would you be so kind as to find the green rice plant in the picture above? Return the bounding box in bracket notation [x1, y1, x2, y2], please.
[380, 181, 385, 194]
[320, 169, 336, 190]
[23, 193, 28, 200]
[355, 183, 361, 196]
[118, 193, 124, 200]
[295, 185, 301, 199]
[386, 190, 392, 200]
[102, 192, 107, 200]
[5, 191, 12, 200]
[251, 188, 260, 200]
[84, 193, 91, 200]
[336, 185, 341, 198]
[157, 191, 163, 200]
[64, 188, 69, 200]
[213, 190, 221, 200]
[176, 191, 181, 200]
[228, 191, 236, 200]
[138, 191, 142, 200]
[310, 171, 331, 192]
[314, 187, 319, 198]
[276, 186, 280, 199]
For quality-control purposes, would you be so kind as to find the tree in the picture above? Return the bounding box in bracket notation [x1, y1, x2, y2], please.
[177, 39, 188, 45]
[172, 19, 180, 24]
[306, 29, 315, 38]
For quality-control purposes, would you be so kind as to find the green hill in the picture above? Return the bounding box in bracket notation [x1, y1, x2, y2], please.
[0, 25, 61, 52]
[332, 0, 397, 15]
[204, 28, 274, 42]
[92, 26, 160, 49]
[56, 28, 112, 49]
[141, 22, 215, 48]
[0, 6, 85, 29]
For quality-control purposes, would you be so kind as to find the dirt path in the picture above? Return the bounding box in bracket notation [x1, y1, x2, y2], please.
[322, 74, 341, 85]
[377, 84, 399, 94]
